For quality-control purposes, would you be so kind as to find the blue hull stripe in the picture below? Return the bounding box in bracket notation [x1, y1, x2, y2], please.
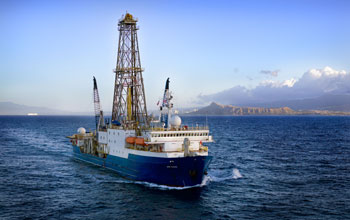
[72, 146, 212, 187]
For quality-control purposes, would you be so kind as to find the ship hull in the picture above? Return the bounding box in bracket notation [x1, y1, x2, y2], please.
[72, 146, 212, 187]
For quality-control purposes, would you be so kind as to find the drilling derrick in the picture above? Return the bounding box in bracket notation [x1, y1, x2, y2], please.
[112, 13, 148, 130]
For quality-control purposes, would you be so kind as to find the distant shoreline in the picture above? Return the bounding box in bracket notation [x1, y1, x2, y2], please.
[182, 114, 350, 117]
[184, 102, 350, 116]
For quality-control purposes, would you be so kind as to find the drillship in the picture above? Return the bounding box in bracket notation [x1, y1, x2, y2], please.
[68, 13, 213, 187]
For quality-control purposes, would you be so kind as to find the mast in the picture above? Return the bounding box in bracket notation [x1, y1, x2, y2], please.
[112, 13, 148, 131]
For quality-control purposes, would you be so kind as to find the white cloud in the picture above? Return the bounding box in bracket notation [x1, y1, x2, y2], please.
[282, 78, 296, 87]
[259, 78, 296, 88]
[308, 66, 346, 78]
[198, 66, 350, 105]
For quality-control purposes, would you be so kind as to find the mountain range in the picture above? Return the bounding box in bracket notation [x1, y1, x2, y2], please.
[187, 102, 350, 116]
[240, 94, 350, 112]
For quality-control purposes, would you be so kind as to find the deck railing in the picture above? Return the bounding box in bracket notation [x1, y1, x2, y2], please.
[100, 124, 209, 132]
[148, 126, 209, 132]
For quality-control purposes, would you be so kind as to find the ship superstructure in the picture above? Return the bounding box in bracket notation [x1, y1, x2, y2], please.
[68, 13, 213, 187]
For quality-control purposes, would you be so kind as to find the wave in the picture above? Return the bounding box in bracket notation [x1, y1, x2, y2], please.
[110, 178, 204, 190]
[207, 168, 243, 182]
[111, 168, 242, 190]
[5, 128, 71, 157]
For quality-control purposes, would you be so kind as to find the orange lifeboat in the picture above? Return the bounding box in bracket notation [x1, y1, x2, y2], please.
[135, 138, 148, 146]
[126, 137, 136, 144]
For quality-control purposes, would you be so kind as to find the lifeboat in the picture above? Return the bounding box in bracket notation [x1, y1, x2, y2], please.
[126, 137, 136, 144]
[135, 137, 147, 146]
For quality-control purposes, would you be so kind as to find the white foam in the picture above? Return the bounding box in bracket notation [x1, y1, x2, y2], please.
[232, 168, 243, 179]
[200, 175, 212, 186]
[134, 181, 203, 190]
[112, 175, 211, 190]
[207, 168, 243, 182]
[112, 168, 243, 190]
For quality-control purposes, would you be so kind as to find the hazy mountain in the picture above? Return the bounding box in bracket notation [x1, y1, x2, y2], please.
[187, 102, 350, 116]
[240, 94, 350, 112]
[0, 102, 94, 115]
[188, 102, 298, 116]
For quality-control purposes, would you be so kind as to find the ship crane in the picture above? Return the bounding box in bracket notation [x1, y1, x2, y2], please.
[93, 76, 104, 131]
[159, 78, 174, 128]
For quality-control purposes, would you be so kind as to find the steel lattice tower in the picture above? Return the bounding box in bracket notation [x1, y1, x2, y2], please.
[112, 13, 148, 129]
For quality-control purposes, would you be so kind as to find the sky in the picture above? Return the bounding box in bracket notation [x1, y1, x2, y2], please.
[1, 0, 350, 112]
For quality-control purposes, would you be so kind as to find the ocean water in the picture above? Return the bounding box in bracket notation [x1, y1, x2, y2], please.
[0, 116, 349, 219]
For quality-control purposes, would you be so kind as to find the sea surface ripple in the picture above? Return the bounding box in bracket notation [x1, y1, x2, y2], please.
[0, 116, 349, 219]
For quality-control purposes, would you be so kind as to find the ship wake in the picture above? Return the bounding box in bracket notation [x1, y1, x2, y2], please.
[111, 179, 206, 190]
[111, 168, 243, 190]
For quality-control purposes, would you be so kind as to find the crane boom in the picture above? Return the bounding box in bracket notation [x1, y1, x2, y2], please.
[93, 76, 104, 130]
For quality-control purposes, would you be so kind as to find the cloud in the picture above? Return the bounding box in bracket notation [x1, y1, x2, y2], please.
[198, 66, 350, 105]
[197, 85, 254, 105]
[260, 69, 280, 77]
[259, 78, 296, 88]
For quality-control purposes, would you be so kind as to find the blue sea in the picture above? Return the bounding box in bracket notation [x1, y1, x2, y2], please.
[0, 116, 349, 219]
